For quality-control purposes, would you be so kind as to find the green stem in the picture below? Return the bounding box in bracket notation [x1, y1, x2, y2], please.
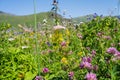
[33, 0, 40, 76]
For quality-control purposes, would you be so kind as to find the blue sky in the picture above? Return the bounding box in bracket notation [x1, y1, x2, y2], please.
[0, 0, 119, 18]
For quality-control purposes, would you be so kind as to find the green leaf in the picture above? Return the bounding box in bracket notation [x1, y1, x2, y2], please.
[24, 71, 37, 80]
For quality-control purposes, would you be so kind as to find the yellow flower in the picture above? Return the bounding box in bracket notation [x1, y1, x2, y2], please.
[78, 52, 82, 56]
[66, 29, 70, 36]
[61, 57, 68, 64]
[52, 30, 64, 43]
[30, 32, 34, 36]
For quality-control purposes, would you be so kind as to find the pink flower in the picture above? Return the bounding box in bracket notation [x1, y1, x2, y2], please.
[35, 76, 43, 80]
[61, 41, 66, 46]
[93, 65, 98, 71]
[82, 57, 92, 63]
[91, 50, 96, 57]
[42, 68, 49, 73]
[85, 72, 97, 80]
[80, 61, 92, 69]
[53, 25, 66, 30]
[107, 47, 118, 54]
[103, 36, 111, 40]
[97, 32, 102, 37]
[68, 71, 74, 77]
[77, 33, 83, 39]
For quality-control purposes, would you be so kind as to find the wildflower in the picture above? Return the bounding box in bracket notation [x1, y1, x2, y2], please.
[78, 52, 82, 56]
[68, 71, 74, 77]
[22, 46, 29, 49]
[80, 61, 92, 69]
[97, 32, 102, 37]
[61, 57, 68, 64]
[93, 13, 98, 18]
[8, 38, 15, 41]
[43, 19, 47, 25]
[82, 57, 92, 63]
[111, 43, 115, 47]
[80, 62, 84, 69]
[86, 47, 90, 51]
[91, 50, 96, 57]
[49, 34, 52, 38]
[46, 42, 51, 46]
[47, 49, 52, 53]
[118, 43, 120, 46]
[68, 71, 74, 80]
[77, 33, 83, 39]
[53, 25, 66, 30]
[80, 22, 84, 24]
[42, 68, 49, 73]
[35, 76, 43, 80]
[66, 29, 70, 36]
[103, 36, 111, 40]
[93, 65, 98, 71]
[61, 41, 66, 46]
[85, 72, 97, 80]
[107, 47, 118, 54]
[80, 56, 93, 69]
[74, 24, 79, 29]
[112, 55, 120, 61]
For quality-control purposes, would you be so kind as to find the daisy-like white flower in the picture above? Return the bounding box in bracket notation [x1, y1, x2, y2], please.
[22, 46, 29, 49]
[8, 38, 15, 41]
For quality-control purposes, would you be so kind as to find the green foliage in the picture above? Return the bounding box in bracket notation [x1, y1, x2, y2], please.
[1, 16, 120, 80]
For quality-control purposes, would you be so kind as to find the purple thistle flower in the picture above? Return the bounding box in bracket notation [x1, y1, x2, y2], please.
[85, 72, 97, 80]
[80, 62, 84, 69]
[82, 57, 92, 63]
[42, 68, 49, 73]
[61, 41, 66, 46]
[93, 65, 98, 71]
[46, 42, 51, 46]
[107, 47, 118, 54]
[68, 71, 74, 77]
[68, 71, 74, 80]
[91, 50, 96, 57]
[35, 76, 43, 80]
[93, 13, 98, 18]
[80, 61, 92, 70]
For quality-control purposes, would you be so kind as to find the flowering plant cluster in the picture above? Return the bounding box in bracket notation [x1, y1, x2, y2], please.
[1, 16, 120, 80]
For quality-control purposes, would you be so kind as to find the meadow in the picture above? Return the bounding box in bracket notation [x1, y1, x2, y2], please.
[0, 15, 120, 80]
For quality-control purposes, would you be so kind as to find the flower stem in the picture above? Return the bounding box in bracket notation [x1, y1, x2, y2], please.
[33, 0, 40, 76]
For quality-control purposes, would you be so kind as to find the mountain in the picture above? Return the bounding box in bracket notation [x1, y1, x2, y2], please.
[0, 11, 64, 27]
[0, 11, 5, 14]
[72, 14, 94, 24]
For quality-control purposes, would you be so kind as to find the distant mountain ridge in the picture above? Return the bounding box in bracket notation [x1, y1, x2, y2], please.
[0, 11, 64, 26]
[0, 11, 119, 26]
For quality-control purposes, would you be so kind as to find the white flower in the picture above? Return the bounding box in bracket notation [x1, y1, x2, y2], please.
[49, 34, 52, 38]
[8, 38, 15, 41]
[22, 46, 29, 49]
[53, 25, 66, 30]
[43, 19, 47, 23]
[80, 22, 84, 24]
